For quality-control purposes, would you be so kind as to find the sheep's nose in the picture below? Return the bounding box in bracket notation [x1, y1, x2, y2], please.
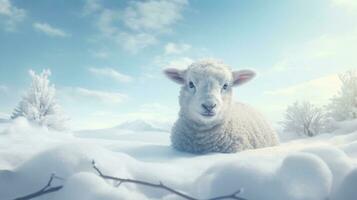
[201, 103, 217, 112]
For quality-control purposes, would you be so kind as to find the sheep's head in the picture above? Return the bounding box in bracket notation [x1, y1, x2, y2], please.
[164, 59, 255, 126]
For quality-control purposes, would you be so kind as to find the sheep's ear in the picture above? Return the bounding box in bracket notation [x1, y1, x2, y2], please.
[232, 70, 256, 86]
[163, 68, 185, 84]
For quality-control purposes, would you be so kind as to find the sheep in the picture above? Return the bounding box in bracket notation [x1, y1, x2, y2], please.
[163, 59, 279, 154]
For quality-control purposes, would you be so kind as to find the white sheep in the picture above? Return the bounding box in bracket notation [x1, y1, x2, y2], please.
[164, 59, 279, 154]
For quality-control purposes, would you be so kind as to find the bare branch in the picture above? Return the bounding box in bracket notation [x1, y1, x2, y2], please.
[13, 174, 63, 200]
[208, 189, 245, 200]
[13, 161, 247, 200]
[92, 160, 247, 200]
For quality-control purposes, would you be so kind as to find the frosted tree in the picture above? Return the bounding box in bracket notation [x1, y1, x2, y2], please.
[282, 101, 326, 137]
[11, 69, 67, 130]
[327, 70, 357, 121]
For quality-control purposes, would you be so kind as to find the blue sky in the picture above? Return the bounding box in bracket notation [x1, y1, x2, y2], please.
[0, 0, 356, 129]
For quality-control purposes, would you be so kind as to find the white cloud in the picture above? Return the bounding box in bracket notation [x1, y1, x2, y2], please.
[95, 8, 119, 37]
[166, 57, 193, 69]
[33, 22, 69, 37]
[93, 7, 158, 53]
[331, 0, 357, 11]
[84, 0, 188, 53]
[0, 85, 7, 92]
[138, 103, 174, 113]
[82, 0, 102, 16]
[156, 56, 193, 69]
[89, 67, 133, 82]
[118, 32, 157, 53]
[123, 0, 187, 32]
[258, 22, 357, 124]
[91, 50, 109, 59]
[74, 87, 127, 104]
[0, 0, 26, 31]
[267, 32, 357, 76]
[260, 7, 357, 123]
[244, 74, 343, 125]
[164, 42, 191, 55]
[264, 74, 341, 106]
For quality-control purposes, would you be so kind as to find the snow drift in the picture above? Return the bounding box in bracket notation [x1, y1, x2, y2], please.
[0, 117, 357, 200]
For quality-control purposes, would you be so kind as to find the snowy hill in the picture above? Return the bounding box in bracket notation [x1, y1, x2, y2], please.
[0, 118, 8, 123]
[74, 119, 170, 143]
[0, 118, 10, 132]
[1, 117, 357, 200]
[115, 119, 168, 132]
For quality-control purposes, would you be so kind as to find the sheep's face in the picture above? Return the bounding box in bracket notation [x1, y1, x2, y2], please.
[164, 60, 255, 126]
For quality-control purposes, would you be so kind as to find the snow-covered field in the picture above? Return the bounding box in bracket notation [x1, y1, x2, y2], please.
[1, 117, 357, 200]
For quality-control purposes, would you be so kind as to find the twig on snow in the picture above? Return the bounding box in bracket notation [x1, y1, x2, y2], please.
[12, 161, 247, 200]
[92, 160, 247, 200]
[13, 173, 63, 200]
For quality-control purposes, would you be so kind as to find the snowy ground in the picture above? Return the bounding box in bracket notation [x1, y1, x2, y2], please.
[1, 118, 357, 200]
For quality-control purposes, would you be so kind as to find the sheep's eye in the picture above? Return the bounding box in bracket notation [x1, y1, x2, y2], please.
[189, 81, 195, 89]
[223, 83, 228, 90]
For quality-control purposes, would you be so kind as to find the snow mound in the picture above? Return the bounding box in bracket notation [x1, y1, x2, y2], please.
[302, 146, 354, 195]
[1, 118, 357, 200]
[333, 168, 357, 200]
[195, 153, 331, 200]
[54, 172, 147, 200]
[0, 143, 135, 199]
[0, 117, 72, 170]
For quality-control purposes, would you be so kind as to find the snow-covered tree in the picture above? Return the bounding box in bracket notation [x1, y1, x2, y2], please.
[282, 101, 326, 137]
[11, 69, 67, 130]
[327, 70, 357, 121]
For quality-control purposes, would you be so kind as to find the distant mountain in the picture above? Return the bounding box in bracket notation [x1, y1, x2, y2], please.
[115, 119, 168, 132]
[0, 118, 9, 123]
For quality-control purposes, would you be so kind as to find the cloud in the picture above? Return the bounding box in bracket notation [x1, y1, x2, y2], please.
[123, 0, 187, 32]
[118, 32, 157, 53]
[138, 103, 174, 113]
[93, 7, 157, 53]
[82, 0, 102, 16]
[264, 74, 341, 106]
[156, 56, 194, 69]
[153, 42, 211, 70]
[267, 32, 357, 76]
[0, 0, 26, 31]
[257, 19, 357, 124]
[90, 50, 109, 59]
[164, 42, 191, 55]
[122, 102, 177, 124]
[0, 85, 7, 92]
[33, 22, 69, 37]
[244, 73, 344, 125]
[73, 87, 127, 104]
[331, 0, 357, 11]
[89, 67, 133, 82]
[95, 8, 119, 37]
[84, 0, 188, 53]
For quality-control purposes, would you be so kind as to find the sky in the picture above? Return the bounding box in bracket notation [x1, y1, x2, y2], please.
[0, 0, 356, 130]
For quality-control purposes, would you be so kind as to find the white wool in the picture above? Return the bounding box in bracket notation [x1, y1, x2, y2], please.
[166, 59, 279, 153]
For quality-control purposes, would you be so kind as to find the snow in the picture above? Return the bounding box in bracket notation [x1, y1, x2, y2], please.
[0, 119, 10, 133]
[115, 119, 170, 132]
[331, 119, 357, 134]
[1, 117, 357, 200]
